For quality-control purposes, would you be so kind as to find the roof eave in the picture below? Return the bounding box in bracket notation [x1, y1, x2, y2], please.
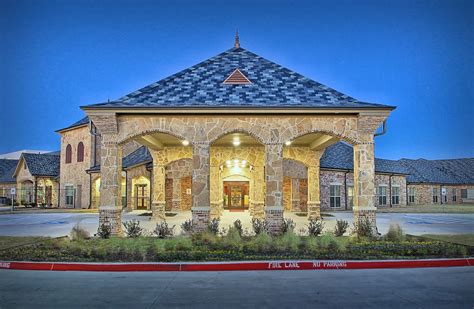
[55, 123, 89, 134]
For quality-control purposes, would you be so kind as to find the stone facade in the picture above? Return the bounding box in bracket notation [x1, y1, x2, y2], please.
[85, 112, 387, 234]
[59, 125, 92, 208]
[407, 184, 474, 205]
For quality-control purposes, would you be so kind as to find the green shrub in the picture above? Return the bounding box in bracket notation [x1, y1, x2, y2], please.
[96, 223, 111, 239]
[208, 218, 220, 235]
[277, 231, 301, 253]
[334, 220, 349, 237]
[181, 219, 193, 235]
[122, 219, 143, 238]
[220, 227, 242, 250]
[233, 219, 243, 237]
[384, 223, 405, 242]
[70, 224, 90, 241]
[308, 218, 324, 236]
[281, 218, 296, 234]
[245, 232, 273, 253]
[153, 221, 175, 238]
[252, 218, 268, 235]
[353, 217, 375, 238]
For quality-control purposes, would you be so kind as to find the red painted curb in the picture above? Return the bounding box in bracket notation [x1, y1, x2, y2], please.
[0, 258, 472, 272]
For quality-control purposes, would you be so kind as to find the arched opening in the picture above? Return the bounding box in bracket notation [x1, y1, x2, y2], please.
[20, 180, 34, 206]
[77, 142, 84, 162]
[210, 131, 265, 220]
[91, 176, 101, 209]
[283, 159, 308, 213]
[65, 144, 72, 164]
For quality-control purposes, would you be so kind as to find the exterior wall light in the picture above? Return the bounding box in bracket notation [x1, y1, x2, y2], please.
[285, 140, 292, 146]
[182, 140, 189, 146]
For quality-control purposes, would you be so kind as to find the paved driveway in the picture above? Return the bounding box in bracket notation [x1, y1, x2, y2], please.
[0, 211, 472, 237]
[0, 267, 473, 308]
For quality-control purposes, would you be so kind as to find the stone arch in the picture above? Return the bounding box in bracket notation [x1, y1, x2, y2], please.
[209, 128, 266, 146]
[117, 128, 190, 147]
[281, 118, 359, 146]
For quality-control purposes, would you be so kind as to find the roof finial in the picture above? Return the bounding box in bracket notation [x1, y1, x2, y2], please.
[234, 30, 240, 48]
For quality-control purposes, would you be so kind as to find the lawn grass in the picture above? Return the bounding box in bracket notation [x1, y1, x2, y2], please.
[376, 204, 474, 214]
[0, 236, 50, 250]
[421, 234, 474, 247]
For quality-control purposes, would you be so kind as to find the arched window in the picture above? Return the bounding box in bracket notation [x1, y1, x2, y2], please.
[77, 142, 84, 162]
[65, 144, 72, 164]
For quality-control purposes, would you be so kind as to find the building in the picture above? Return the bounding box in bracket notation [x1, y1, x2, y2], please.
[0, 159, 18, 205]
[78, 36, 395, 234]
[3, 36, 473, 235]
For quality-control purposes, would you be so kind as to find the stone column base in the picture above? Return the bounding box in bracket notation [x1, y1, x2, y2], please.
[192, 207, 210, 232]
[151, 201, 166, 221]
[353, 206, 377, 236]
[265, 206, 284, 234]
[171, 199, 181, 211]
[251, 202, 265, 219]
[99, 206, 122, 236]
[307, 201, 321, 220]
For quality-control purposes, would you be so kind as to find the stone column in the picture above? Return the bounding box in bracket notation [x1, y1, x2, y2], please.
[192, 142, 211, 231]
[150, 150, 166, 221]
[307, 165, 321, 220]
[171, 177, 181, 211]
[251, 165, 265, 219]
[265, 143, 284, 234]
[125, 174, 133, 212]
[209, 165, 221, 219]
[353, 142, 377, 235]
[99, 133, 123, 235]
[291, 178, 300, 212]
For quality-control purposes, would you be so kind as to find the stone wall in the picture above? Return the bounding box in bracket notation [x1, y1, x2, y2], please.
[59, 126, 92, 208]
[374, 174, 407, 207]
[0, 183, 16, 204]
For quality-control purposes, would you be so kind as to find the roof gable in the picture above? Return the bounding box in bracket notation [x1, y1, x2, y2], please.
[83, 47, 393, 110]
[19, 153, 60, 177]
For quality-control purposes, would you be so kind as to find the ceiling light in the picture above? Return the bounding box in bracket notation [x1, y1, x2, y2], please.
[285, 140, 292, 146]
[232, 140, 241, 147]
[182, 140, 189, 146]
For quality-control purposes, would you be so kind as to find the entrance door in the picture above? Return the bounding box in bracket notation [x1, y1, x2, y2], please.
[135, 184, 148, 210]
[223, 181, 249, 209]
[45, 186, 52, 206]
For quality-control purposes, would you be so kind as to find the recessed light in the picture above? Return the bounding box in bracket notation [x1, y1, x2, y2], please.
[285, 140, 292, 146]
[232, 140, 241, 146]
[182, 140, 189, 146]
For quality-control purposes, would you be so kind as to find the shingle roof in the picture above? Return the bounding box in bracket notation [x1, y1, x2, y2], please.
[87, 146, 152, 173]
[0, 159, 18, 183]
[23, 153, 60, 177]
[82, 47, 394, 110]
[320, 142, 408, 175]
[122, 146, 152, 169]
[400, 158, 474, 184]
[56, 116, 89, 132]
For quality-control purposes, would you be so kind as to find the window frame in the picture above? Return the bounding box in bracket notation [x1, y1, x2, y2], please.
[408, 187, 416, 203]
[432, 187, 438, 203]
[378, 185, 387, 206]
[391, 186, 400, 205]
[347, 185, 354, 208]
[329, 184, 342, 208]
[65, 185, 74, 206]
[77, 142, 85, 163]
[65, 144, 72, 164]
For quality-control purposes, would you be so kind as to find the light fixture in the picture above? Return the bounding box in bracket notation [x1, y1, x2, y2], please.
[226, 160, 232, 167]
[182, 140, 189, 146]
[285, 140, 292, 146]
[232, 140, 241, 147]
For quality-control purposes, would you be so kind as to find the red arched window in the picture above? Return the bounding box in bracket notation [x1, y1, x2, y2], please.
[65, 144, 72, 164]
[77, 142, 84, 162]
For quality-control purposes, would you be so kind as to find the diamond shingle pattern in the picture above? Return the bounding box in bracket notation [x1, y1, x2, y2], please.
[83, 47, 393, 109]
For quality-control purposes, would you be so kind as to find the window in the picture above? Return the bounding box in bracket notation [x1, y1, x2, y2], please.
[452, 189, 457, 202]
[330, 185, 341, 208]
[65, 144, 72, 164]
[65, 186, 74, 206]
[121, 180, 126, 207]
[391, 186, 400, 205]
[77, 142, 84, 162]
[461, 189, 467, 199]
[378, 186, 387, 206]
[347, 186, 354, 208]
[432, 187, 438, 203]
[408, 187, 416, 203]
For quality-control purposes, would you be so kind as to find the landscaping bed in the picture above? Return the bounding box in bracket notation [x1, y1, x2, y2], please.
[0, 233, 468, 262]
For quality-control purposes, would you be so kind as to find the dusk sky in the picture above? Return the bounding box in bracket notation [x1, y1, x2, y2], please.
[0, 0, 472, 160]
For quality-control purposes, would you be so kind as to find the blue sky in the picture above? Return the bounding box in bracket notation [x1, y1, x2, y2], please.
[0, 0, 472, 159]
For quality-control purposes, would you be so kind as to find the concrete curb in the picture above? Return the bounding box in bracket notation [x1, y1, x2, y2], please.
[0, 258, 472, 272]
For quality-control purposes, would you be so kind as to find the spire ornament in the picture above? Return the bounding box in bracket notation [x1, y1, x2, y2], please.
[234, 30, 240, 48]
